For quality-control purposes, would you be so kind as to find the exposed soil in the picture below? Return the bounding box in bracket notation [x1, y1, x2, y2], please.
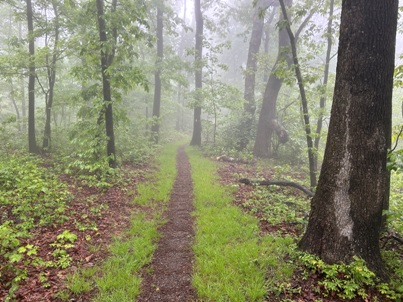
[137, 146, 196, 302]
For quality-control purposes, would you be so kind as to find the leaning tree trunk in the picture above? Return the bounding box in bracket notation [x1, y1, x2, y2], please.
[96, 0, 117, 168]
[151, 3, 164, 143]
[190, 0, 203, 146]
[253, 1, 314, 159]
[253, 7, 291, 158]
[239, 0, 275, 151]
[278, 0, 316, 188]
[299, 0, 398, 278]
[26, 0, 37, 154]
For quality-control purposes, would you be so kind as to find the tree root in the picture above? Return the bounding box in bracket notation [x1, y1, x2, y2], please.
[239, 178, 314, 197]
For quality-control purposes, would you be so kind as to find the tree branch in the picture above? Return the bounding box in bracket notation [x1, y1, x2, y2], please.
[239, 178, 314, 197]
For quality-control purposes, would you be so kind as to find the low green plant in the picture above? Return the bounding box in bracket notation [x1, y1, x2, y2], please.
[0, 153, 71, 231]
[63, 143, 178, 301]
[49, 230, 78, 269]
[187, 146, 294, 301]
[297, 252, 403, 300]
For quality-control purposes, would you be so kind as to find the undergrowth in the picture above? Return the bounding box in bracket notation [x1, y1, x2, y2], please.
[0, 153, 71, 299]
[187, 147, 294, 301]
[61, 143, 178, 301]
[236, 161, 403, 301]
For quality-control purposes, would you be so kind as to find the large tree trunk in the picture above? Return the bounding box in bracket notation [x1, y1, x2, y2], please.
[96, 0, 117, 168]
[26, 0, 37, 154]
[299, 0, 398, 278]
[151, 3, 164, 143]
[190, 0, 203, 146]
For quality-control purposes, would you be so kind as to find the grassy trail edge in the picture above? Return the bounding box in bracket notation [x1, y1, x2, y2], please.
[187, 146, 295, 302]
[64, 144, 178, 301]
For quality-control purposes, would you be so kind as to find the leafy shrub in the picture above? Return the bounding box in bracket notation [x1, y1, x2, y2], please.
[0, 153, 71, 231]
[299, 253, 376, 299]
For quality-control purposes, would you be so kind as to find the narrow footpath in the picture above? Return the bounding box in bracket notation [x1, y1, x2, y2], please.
[137, 146, 196, 301]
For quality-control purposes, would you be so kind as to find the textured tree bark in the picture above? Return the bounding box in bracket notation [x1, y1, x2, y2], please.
[190, 0, 203, 146]
[96, 0, 117, 168]
[151, 3, 164, 143]
[299, 0, 398, 278]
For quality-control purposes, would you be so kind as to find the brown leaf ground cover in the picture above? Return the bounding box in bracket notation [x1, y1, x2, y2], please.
[0, 163, 151, 301]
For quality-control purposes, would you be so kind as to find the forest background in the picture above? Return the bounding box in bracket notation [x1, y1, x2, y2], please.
[1, 0, 403, 300]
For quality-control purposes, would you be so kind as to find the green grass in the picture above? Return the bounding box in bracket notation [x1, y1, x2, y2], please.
[187, 147, 295, 301]
[62, 143, 179, 301]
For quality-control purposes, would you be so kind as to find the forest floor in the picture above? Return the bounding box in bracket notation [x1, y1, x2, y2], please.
[2, 146, 400, 301]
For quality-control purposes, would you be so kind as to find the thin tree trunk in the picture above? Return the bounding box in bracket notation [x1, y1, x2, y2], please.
[10, 80, 21, 132]
[278, 0, 316, 188]
[96, 0, 117, 168]
[26, 0, 37, 154]
[151, 3, 164, 143]
[43, 0, 60, 150]
[190, 0, 203, 146]
[313, 0, 334, 172]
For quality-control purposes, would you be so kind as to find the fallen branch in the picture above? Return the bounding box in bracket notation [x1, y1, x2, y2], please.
[380, 232, 403, 248]
[239, 178, 314, 197]
[216, 155, 255, 165]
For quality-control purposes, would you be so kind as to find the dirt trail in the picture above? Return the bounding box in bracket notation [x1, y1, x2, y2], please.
[137, 146, 196, 302]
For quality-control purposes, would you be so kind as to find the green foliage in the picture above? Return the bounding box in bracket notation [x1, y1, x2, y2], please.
[242, 188, 309, 227]
[0, 153, 71, 231]
[187, 146, 280, 301]
[387, 171, 403, 235]
[379, 250, 403, 300]
[0, 153, 72, 299]
[49, 230, 78, 269]
[63, 143, 178, 301]
[299, 253, 376, 299]
[115, 123, 156, 165]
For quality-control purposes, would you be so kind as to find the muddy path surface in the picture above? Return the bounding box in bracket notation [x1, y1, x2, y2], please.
[137, 146, 196, 302]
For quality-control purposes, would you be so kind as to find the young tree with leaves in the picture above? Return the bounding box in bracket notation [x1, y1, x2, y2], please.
[151, 1, 164, 143]
[96, 0, 117, 168]
[299, 0, 398, 278]
[190, 0, 203, 146]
